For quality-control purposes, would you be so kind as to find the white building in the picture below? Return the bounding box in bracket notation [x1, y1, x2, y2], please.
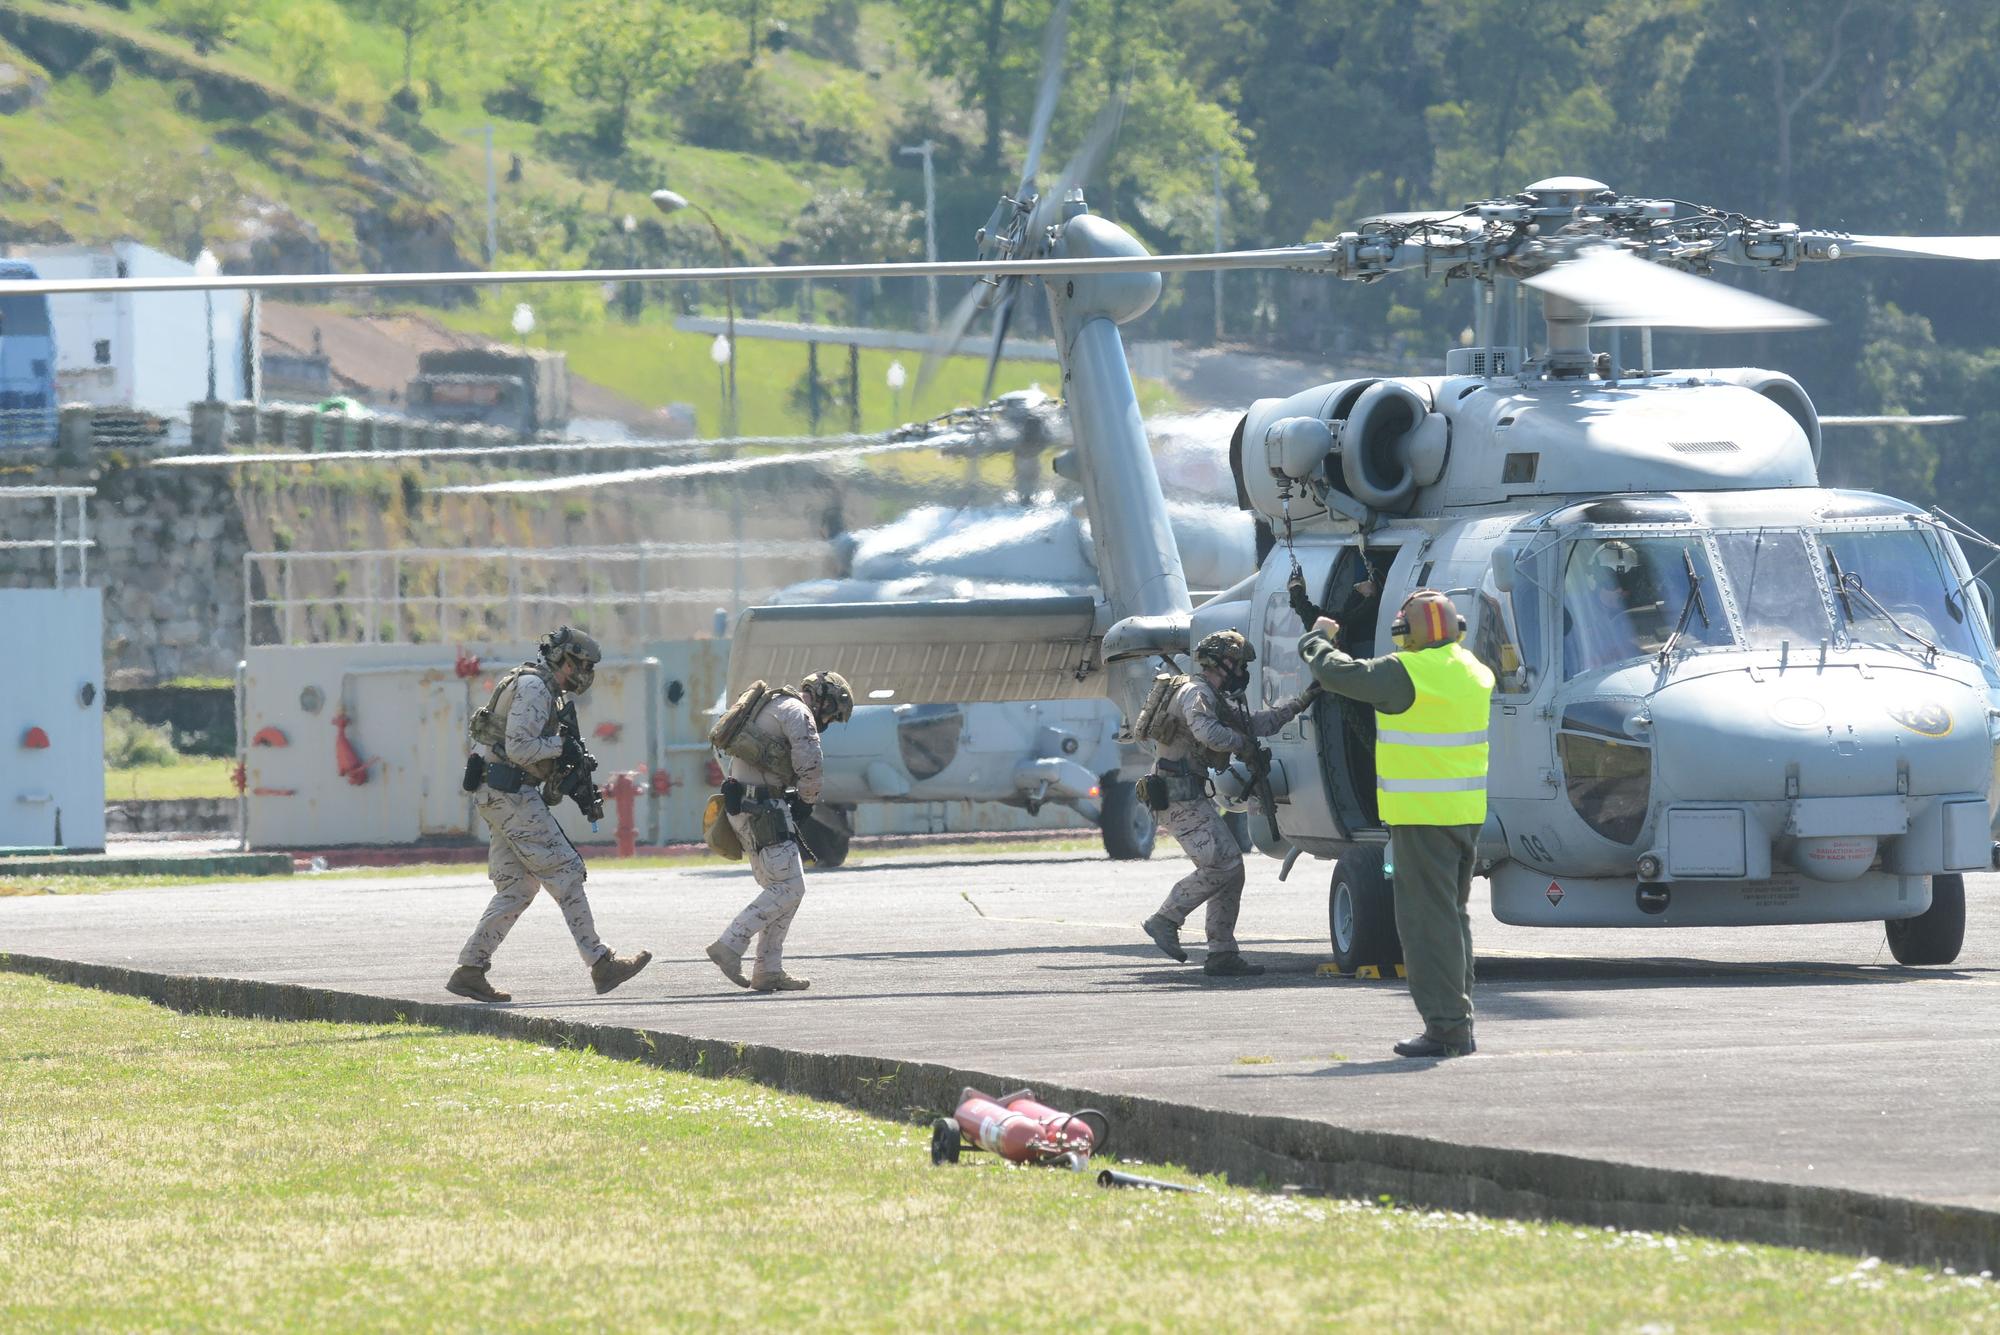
[4, 241, 246, 416]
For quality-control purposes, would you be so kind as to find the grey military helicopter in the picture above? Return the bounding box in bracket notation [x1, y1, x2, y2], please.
[23, 162, 2000, 974]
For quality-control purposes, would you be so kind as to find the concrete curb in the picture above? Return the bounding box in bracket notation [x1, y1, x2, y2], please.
[0, 853, 292, 878]
[4, 950, 1994, 1274]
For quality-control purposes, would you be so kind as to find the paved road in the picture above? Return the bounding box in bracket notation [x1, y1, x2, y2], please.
[5, 852, 1996, 1211]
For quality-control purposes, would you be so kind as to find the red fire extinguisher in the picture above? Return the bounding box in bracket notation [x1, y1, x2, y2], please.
[930, 1086, 1108, 1169]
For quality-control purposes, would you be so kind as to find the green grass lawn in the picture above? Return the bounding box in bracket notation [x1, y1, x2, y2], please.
[0, 971, 1992, 1329]
[105, 754, 239, 803]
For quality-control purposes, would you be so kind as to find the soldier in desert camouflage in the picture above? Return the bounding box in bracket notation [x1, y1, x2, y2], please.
[445, 626, 651, 1003]
[706, 670, 854, 993]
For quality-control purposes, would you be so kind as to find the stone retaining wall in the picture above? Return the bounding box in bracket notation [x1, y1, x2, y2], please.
[104, 797, 235, 836]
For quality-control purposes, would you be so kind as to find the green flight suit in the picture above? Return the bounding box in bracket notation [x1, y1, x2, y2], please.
[1298, 629, 1483, 1046]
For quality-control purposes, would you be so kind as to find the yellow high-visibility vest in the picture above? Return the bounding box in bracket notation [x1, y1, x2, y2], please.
[1376, 641, 1495, 826]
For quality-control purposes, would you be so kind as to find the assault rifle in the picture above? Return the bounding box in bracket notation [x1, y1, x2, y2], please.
[1218, 693, 1283, 846]
[553, 700, 605, 827]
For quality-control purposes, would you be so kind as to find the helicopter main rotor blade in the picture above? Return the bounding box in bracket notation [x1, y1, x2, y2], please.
[1525, 248, 1824, 331]
[1819, 414, 1966, 427]
[1809, 233, 2000, 263]
[1017, 0, 1073, 196]
[981, 288, 1019, 404]
[1026, 95, 1126, 238]
[0, 247, 1336, 299]
[913, 278, 992, 400]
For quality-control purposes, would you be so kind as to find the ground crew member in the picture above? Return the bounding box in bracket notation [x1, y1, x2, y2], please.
[707, 670, 854, 993]
[1300, 590, 1494, 1058]
[1139, 631, 1315, 976]
[445, 626, 652, 1003]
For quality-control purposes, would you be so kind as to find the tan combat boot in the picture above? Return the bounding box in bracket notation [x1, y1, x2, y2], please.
[445, 965, 511, 1004]
[750, 972, 809, 992]
[590, 949, 653, 995]
[706, 940, 751, 989]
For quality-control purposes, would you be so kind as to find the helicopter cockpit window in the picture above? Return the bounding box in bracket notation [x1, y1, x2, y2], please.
[1562, 537, 1728, 677]
[1714, 529, 1831, 648]
[1822, 528, 1988, 663]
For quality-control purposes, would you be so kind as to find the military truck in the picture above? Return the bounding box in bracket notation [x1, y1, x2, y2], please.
[405, 346, 569, 437]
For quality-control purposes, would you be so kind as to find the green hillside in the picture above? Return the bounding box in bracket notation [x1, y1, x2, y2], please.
[0, 0, 1114, 429]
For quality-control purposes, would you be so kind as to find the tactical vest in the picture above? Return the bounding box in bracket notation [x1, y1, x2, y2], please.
[1375, 641, 1494, 826]
[1137, 673, 1236, 771]
[716, 688, 803, 785]
[469, 661, 563, 782]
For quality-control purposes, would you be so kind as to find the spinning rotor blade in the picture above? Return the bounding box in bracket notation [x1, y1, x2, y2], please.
[914, 276, 991, 400]
[1525, 248, 1823, 332]
[430, 439, 938, 495]
[1017, 0, 1073, 195]
[981, 289, 1018, 404]
[1809, 233, 2000, 263]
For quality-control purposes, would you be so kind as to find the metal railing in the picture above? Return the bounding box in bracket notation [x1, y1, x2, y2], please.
[244, 541, 832, 647]
[0, 486, 95, 587]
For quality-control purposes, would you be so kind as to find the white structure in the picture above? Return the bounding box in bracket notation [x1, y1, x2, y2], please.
[4, 241, 247, 415]
[1, 487, 104, 851]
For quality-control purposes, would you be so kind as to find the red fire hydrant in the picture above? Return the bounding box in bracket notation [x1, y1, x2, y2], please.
[606, 770, 644, 858]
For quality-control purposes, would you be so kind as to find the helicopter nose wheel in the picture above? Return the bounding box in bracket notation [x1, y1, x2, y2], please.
[1884, 873, 1965, 966]
[1329, 845, 1402, 976]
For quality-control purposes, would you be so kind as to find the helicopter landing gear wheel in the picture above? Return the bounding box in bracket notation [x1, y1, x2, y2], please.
[1329, 846, 1402, 976]
[1885, 873, 1965, 966]
[1098, 779, 1156, 860]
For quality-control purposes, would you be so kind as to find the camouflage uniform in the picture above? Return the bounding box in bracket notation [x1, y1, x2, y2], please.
[1150, 679, 1309, 954]
[456, 667, 607, 970]
[718, 692, 825, 982]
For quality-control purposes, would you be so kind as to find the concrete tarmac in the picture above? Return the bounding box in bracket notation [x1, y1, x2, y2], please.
[5, 851, 1997, 1224]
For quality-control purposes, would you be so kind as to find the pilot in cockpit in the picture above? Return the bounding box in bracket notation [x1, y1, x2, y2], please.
[1571, 540, 1671, 667]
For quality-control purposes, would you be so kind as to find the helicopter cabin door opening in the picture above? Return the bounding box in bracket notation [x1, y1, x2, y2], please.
[1256, 538, 1400, 845]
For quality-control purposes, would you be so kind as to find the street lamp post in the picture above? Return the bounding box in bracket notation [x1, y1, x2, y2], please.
[898, 140, 939, 331]
[620, 212, 640, 322]
[194, 248, 221, 401]
[886, 358, 906, 422]
[651, 189, 737, 436]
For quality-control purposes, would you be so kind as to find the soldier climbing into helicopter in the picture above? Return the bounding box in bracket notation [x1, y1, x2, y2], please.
[1136, 631, 1318, 977]
[1300, 591, 1495, 1059]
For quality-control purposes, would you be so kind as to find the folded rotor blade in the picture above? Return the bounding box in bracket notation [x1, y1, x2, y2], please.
[1017, 0, 1073, 195]
[1817, 234, 2000, 262]
[1525, 248, 1823, 331]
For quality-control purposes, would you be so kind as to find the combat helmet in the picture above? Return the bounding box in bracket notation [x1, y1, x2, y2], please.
[1390, 589, 1465, 650]
[540, 624, 603, 690]
[800, 669, 854, 727]
[1194, 629, 1255, 678]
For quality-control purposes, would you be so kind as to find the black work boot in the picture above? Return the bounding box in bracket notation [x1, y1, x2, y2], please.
[1142, 915, 1188, 963]
[1203, 951, 1265, 977]
[445, 965, 511, 1004]
[590, 949, 653, 995]
[1393, 1032, 1476, 1059]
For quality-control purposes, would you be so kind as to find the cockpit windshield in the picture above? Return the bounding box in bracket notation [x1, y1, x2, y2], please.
[1822, 527, 1986, 661]
[1562, 537, 1729, 676]
[1714, 529, 1832, 648]
[1555, 523, 1991, 676]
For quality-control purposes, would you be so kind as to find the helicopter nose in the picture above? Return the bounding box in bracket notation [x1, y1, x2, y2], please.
[1646, 665, 1993, 879]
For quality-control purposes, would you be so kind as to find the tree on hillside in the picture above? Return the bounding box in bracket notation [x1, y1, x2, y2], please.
[561, 0, 705, 152]
[158, 0, 247, 55]
[901, 0, 1050, 174]
[352, 0, 486, 111]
